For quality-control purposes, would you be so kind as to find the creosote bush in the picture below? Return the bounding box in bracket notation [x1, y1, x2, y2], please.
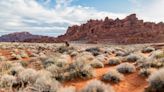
[116, 63, 136, 74]
[81, 80, 114, 92]
[102, 69, 124, 83]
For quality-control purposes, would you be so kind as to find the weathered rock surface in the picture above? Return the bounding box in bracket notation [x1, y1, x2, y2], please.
[55, 14, 164, 44]
[0, 32, 55, 43]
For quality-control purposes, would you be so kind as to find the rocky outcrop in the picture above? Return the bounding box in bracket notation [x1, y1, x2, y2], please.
[56, 14, 164, 44]
[0, 32, 55, 43]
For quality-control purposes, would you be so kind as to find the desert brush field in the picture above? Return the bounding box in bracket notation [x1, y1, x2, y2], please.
[0, 42, 164, 92]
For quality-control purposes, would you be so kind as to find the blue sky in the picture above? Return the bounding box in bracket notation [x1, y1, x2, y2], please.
[0, 0, 163, 37]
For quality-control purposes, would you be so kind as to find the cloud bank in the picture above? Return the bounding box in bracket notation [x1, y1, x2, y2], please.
[0, 0, 164, 36]
[0, 0, 126, 36]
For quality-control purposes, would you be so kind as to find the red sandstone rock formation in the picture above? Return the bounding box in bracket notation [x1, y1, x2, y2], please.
[56, 14, 164, 44]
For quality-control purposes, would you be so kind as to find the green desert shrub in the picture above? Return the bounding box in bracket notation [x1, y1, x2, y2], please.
[108, 57, 121, 65]
[146, 68, 164, 92]
[116, 63, 136, 74]
[81, 80, 114, 92]
[102, 69, 124, 83]
[142, 47, 155, 53]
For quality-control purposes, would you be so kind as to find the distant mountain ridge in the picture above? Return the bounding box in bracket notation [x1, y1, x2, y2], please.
[1, 14, 164, 44]
[55, 14, 164, 44]
[0, 32, 55, 42]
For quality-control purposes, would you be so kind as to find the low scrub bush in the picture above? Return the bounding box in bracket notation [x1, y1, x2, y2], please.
[146, 68, 164, 92]
[0, 74, 17, 88]
[81, 80, 114, 92]
[102, 69, 124, 83]
[108, 57, 121, 65]
[125, 53, 140, 62]
[116, 63, 136, 74]
[142, 47, 155, 53]
[18, 68, 37, 84]
[139, 68, 156, 77]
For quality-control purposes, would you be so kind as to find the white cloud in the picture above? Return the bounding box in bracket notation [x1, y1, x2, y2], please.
[130, 0, 164, 22]
[0, 0, 126, 36]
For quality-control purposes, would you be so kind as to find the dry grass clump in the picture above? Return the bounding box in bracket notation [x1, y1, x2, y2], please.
[0, 56, 7, 62]
[149, 50, 164, 59]
[85, 47, 101, 56]
[90, 59, 104, 68]
[81, 80, 114, 92]
[125, 53, 140, 62]
[9, 65, 24, 76]
[145, 68, 164, 92]
[116, 63, 136, 74]
[0, 61, 12, 75]
[32, 76, 61, 92]
[57, 86, 76, 92]
[142, 47, 155, 53]
[0, 74, 17, 88]
[139, 68, 156, 77]
[11, 53, 22, 60]
[18, 68, 37, 84]
[108, 57, 121, 65]
[102, 69, 124, 83]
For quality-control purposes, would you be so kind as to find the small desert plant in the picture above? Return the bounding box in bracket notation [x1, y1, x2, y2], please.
[19, 61, 28, 67]
[33, 76, 61, 92]
[102, 69, 124, 83]
[149, 50, 164, 59]
[57, 86, 76, 92]
[108, 57, 121, 65]
[139, 68, 156, 77]
[85, 47, 101, 56]
[125, 53, 140, 62]
[0, 61, 12, 75]
[20, 51, 28, 58]
[146, 68, 164, 92]
[0, 74, 17, 88]
[11, 53, 22, 60]
[0, 56, 7, 62]
[90, 59, 104, 68]
[142, 47, 155, 53]
[116, 63, 136, 74]
[81, 80, 114, 92]
[9, 65, 24, 76]
[96, 54, 108, 63]
[18, 68, 37, 84]
[42, 58, 55, 68]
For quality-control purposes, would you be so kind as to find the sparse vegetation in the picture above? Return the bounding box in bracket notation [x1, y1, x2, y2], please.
[102, 69, 124, 83]
[146, 68, 164, 92]
[116, 63, 136, 74]
[81, 80, 114, 92]
[108, 57, 121, 65]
